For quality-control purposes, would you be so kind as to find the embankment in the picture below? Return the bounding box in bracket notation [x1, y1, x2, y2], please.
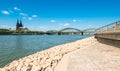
[0, 36, 97, 71]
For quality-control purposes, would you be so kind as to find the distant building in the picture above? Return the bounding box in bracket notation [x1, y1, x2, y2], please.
[16, 20, 28, 32]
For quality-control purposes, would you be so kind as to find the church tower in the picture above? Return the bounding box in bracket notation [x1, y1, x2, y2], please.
[19, 20, 23, 27]
[16, 19, 20, 30]
[16, 19, 24, 30]
[16, 19, 27, 31]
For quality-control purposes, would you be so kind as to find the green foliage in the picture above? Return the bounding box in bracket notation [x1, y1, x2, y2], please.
[26, 31, 45, 35]
[0, 30, 14, 35]
[15, 30, 23, 33]
[0, 30, 45, 35]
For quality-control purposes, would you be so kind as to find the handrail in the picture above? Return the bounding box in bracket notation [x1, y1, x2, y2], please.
[95, 21, 120, 33]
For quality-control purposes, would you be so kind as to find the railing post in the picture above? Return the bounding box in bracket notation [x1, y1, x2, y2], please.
[107, 25, 109, 32]
[118, 21, 120, 25]
[101, 27, 104, 33]
[95, 29, 98, 33]
[114, 22, 117, 31]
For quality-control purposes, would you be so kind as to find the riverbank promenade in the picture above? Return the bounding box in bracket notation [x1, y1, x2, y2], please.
[55, 41, 120, 71]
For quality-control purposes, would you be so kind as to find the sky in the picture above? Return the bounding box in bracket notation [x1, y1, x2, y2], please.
[0, 0, 120, 31]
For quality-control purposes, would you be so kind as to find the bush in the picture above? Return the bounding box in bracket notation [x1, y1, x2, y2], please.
[0, 30, 14, 35]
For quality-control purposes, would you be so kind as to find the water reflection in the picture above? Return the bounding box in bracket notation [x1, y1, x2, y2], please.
[0, 36, 29, 67]
[15, 35, 24, 49]
[13, 36, 30, 59]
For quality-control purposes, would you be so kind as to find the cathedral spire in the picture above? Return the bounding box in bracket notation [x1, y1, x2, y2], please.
[17, 19, 19, 24]
[19, 20, 23, 27]
[16, 19, 20, 30]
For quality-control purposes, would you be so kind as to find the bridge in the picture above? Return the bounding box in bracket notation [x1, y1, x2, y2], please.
[95, 21, 120, 47]
[46, 28, 96, 35]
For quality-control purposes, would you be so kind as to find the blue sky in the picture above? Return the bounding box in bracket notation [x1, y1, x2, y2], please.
[0, 0, 120, 31]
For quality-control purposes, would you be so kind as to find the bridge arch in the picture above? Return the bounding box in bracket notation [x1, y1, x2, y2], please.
[45, 28, 96, 35]
[59, 28, 82, 32]
[58, 28, 83, 35]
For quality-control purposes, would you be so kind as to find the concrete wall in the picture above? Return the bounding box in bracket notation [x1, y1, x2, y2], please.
[95, 33, 120, 48]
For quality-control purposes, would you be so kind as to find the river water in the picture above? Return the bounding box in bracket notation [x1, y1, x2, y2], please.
[0, 35, 92, 67]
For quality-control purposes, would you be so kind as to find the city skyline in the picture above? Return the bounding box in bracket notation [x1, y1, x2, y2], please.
[0, 0, 120, 31]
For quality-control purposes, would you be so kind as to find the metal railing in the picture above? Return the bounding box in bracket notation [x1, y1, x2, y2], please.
[95, 21, 120, 33]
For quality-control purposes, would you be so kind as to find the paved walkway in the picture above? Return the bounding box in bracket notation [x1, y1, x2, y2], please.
[55, 43, 120, 71]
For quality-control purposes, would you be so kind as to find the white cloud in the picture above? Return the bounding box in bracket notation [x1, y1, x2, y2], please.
[39, 26, 45, 29]
[32, 15, 37, 18]
[88, 25, 92, 27]
[22, 17, 26, 19]
[59, 23, 70, 27]
[20, 13, 27, 16]
[50, 20, 56, 23]
[28, 17, 32, 20]
[1, 10, 10, 15]
[14, 7, 21, 11]
[72, 19, 81, 22]
[63, 23, 70, 27]
[73, 19, 77, 22]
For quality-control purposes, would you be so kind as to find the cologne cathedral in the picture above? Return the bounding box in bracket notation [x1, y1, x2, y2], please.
[16, 20, 28, 31]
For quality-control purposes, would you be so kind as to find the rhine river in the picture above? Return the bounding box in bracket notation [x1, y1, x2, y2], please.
[0, 35, 92, 67]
